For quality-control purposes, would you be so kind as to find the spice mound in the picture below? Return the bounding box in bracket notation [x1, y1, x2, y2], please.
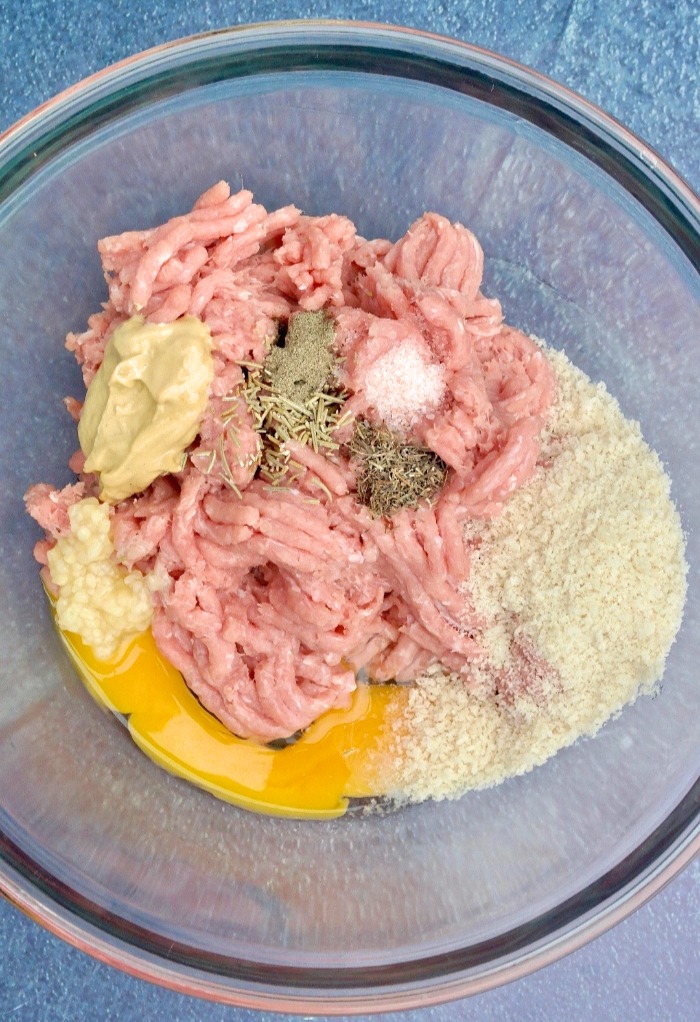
[25, 182, 687, 812]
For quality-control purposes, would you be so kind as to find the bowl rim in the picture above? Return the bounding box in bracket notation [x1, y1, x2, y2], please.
[1, 18, 698, 1013]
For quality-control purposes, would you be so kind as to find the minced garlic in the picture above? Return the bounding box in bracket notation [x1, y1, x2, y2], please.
[47, 498, 154, 660]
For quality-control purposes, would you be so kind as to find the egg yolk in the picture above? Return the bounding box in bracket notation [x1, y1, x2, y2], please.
[54, 618, 397, 819]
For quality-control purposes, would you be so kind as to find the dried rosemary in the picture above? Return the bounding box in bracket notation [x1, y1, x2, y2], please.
[234, 310, 347, 489]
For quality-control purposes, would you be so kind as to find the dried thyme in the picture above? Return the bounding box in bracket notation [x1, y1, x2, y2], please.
[349, 420, 448, 517]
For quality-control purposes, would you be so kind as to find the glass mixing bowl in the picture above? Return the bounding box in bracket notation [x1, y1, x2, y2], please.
[0, 21, 698, 1013]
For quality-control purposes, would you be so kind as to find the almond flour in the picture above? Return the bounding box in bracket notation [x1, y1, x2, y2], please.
[380, 345, 688, 802]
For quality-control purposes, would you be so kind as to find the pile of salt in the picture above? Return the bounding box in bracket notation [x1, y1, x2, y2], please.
[362, 341, 445, 433]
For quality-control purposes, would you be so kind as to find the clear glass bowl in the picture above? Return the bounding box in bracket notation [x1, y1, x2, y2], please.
[0, 21, 698, 1013]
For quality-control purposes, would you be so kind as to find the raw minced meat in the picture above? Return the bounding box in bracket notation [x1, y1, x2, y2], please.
[28, 182, 559, 742]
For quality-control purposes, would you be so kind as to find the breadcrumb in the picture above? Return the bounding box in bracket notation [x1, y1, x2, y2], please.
[379, 346, 688, 803]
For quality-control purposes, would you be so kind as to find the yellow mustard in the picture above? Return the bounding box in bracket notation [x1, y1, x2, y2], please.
[78, 315, 214, 502]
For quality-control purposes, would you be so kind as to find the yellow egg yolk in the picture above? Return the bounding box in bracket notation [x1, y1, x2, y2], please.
[53, 616, 397, 819]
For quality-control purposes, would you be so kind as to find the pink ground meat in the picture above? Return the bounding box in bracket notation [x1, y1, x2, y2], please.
[26, 183, 555, 743]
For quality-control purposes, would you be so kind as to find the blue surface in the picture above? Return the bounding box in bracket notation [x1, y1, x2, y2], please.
[1, 1, 699, 1019]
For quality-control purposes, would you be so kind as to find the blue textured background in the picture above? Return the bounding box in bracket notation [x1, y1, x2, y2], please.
[1, 2, 699, 1020]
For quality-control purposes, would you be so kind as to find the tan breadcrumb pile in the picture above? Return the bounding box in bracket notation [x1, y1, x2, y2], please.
[378, 346, 688, 804]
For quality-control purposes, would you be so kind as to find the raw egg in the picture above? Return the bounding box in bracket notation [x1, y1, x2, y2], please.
[54, 619, 397, 819]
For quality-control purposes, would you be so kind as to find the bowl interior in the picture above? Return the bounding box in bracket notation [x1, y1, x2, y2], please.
[0, 26, 698, 1005]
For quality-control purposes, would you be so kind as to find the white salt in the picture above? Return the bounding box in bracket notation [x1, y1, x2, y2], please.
[363, 341, 446, 433]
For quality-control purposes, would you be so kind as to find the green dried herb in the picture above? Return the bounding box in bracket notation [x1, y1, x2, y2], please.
[350, 420, 448, 517]
[234, 311, 347, 490]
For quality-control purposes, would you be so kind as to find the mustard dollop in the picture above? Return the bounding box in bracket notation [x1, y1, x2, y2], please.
[78, 315, 214, 503]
